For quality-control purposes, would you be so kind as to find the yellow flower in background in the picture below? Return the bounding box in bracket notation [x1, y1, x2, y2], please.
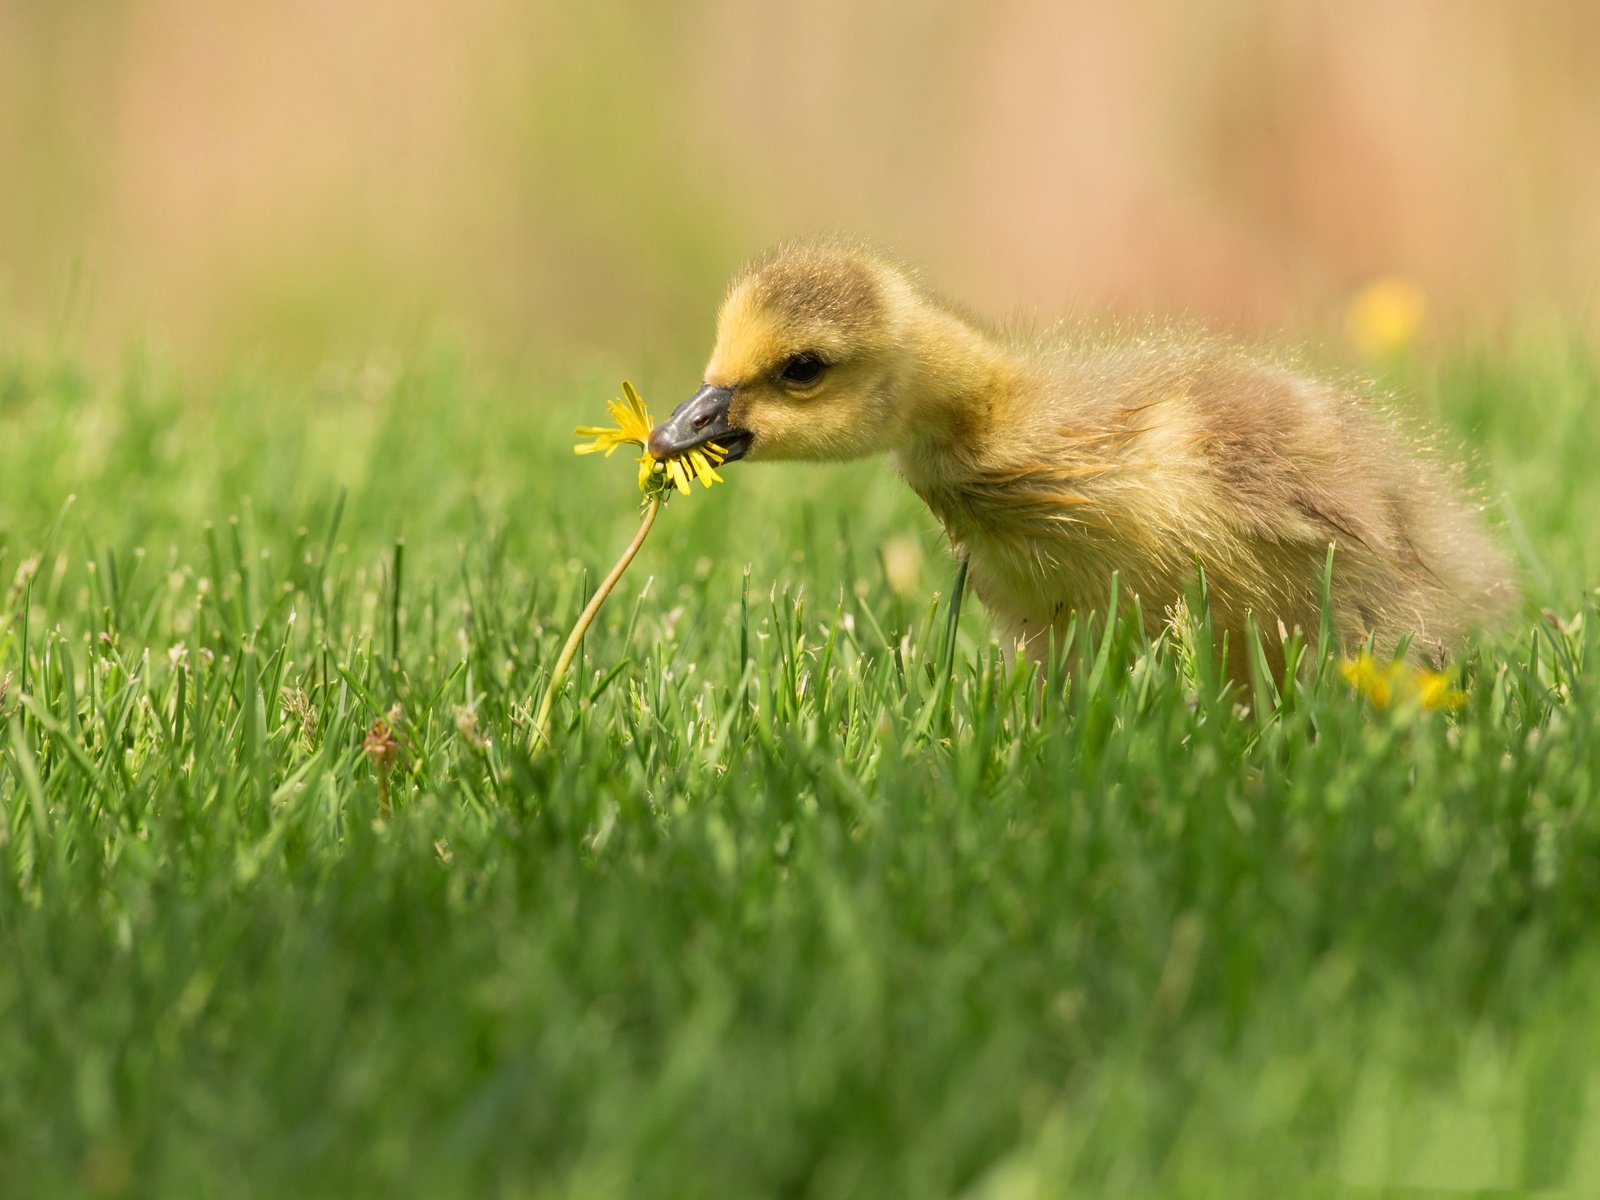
[1346, 277, 1427, 358]
[880, 534, 924, 597]
[1340, 651, 1466, 712]
[574, 380, 728, 497]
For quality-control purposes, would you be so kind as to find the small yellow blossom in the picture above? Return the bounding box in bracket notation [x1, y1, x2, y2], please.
[574, 380, 728, 498]
[1340, 651, 1466, 711]
[880, 535, 923, 596]
[574, 380, 653, 458]
[1346, 277, 1427, 358]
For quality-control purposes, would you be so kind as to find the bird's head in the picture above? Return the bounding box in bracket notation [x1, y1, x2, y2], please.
[649, 243, 976, 466]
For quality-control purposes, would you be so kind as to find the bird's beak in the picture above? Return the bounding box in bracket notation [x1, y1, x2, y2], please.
[647, 384, 751, 461]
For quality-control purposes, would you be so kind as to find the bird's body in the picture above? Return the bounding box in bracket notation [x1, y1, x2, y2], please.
[898, 330, 1514, 672]
[648, 242, 1515, 672]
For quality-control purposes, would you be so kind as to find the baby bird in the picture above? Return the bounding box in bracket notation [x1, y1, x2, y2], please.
[648, 242, 1516, 674]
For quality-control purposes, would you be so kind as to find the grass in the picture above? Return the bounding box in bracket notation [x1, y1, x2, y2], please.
[1, 334, 1598, 1198]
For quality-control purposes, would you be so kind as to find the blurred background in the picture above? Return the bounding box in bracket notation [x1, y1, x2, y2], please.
[3, 0, 1598, 376]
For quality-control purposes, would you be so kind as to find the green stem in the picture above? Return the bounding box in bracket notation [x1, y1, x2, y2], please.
[532, 495, 661, 752]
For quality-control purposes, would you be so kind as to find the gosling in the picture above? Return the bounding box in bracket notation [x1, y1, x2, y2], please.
[648, 242, 1516, 675]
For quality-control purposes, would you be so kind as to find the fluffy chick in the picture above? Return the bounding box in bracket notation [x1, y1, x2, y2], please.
[648, 241, 1516, 674]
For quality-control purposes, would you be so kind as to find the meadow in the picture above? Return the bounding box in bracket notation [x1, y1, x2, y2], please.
[1, 333, 1597, 1198]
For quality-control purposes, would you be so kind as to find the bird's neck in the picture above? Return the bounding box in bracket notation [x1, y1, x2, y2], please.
[891, 304, 1019, 487]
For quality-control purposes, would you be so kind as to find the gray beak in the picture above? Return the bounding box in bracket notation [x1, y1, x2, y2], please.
[647, 384, 750, 461]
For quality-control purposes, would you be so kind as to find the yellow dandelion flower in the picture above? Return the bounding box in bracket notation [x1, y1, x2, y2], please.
[541, 381, 731, 753]
[1340, 652, 1395, 708]
[1346, 277, 1427, 358]
[1340, 650, 1465, 711]
[1413, 668, 1468, 712]
[574, 379, 653, 458]
[573, 381, 728, 499]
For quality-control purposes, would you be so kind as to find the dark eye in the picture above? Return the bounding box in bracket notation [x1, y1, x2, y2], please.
[778, 352, 826, 386]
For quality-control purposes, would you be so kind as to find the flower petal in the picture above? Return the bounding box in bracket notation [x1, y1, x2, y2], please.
[689, 451, 723, 487]
[668, 457, 691, 495]
[617, 381, 653, 443]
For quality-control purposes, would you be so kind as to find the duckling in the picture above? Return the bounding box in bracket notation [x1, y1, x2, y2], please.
[648, 241, 1516, 676]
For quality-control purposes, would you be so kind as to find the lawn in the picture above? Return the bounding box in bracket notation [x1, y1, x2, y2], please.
[1, 335, 1597, 1198]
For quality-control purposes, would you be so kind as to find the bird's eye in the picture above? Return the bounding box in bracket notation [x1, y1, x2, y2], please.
[778, 352, 826, 386]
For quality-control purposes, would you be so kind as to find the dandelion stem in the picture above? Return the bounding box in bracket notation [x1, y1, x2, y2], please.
[533, 495, 661, 752]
